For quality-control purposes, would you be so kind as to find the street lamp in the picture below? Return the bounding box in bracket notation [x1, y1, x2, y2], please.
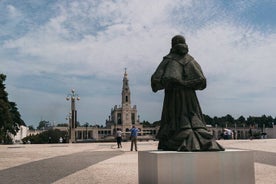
[84, 122, 89, 139]
[215, 124, 218, 140]
[65, 112, 71, 142]
[66, 89, 80, 143]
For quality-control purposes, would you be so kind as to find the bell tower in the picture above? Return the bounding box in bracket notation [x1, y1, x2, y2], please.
[121, 68, 132, 126]
[122, 68, 131, 106]
[108, 68, 139, 131]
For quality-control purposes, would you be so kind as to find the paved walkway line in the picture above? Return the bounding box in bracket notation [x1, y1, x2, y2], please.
[0, 151, 123, 184]
[254, 151, 276, 166]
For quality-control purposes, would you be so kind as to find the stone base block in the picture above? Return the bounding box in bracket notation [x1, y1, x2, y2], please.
[138, 149, 255, 184]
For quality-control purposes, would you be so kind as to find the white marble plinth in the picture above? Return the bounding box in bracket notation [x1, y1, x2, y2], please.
[138, 149, 255, 184]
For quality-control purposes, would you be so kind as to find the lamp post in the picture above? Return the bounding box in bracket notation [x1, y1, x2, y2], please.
[66, 89, 80, 143]
[65, 112, 71, 143]
[85, 122, 89, 139]
[215, 124, 218, 140]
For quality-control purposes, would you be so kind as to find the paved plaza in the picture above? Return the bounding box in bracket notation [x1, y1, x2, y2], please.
[0, 139, 275, 184]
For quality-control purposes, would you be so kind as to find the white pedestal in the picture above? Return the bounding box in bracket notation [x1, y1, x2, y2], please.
[138, 149, 255, 184]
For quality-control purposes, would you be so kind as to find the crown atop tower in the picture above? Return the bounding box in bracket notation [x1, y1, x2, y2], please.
[124, 68, 128, 78]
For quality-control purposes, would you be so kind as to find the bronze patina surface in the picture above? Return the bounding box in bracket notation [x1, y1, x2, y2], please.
[151, 35, 224, 151]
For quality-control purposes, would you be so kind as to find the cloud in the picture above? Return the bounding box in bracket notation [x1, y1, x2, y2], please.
[6, 5, 21, 18]
[1, 0, 275, 126]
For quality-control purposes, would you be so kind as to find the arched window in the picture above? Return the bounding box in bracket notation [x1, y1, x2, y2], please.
[125, 96, 128, 102]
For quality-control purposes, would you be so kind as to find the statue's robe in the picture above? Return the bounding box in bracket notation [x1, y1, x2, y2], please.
[151, 52, 224, 151]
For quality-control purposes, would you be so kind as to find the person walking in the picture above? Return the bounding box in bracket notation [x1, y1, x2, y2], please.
[130, 125, 139, 151]
[116, 128, 122, 148]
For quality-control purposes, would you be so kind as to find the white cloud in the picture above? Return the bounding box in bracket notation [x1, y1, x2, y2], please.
[6, 5, 21, 18]
[1, 0, 275, 126]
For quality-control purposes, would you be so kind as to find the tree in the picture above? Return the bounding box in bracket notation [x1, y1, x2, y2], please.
[234, 115, 246, 127]
[56, 123, 68, 127]
[237, 116, 246, 123]
[203, 114, 214, 126]
[152, 121, 161, 126]
[9, 102, 25, 134]
[28, 125, 35, 130]
[258, 115, 273, 128]
[37, 120, 51, 130]
[247, 116, 255, 126]
[141, 120, 152, 127]
[225, 114, 234, 123]
[0, 74, 25, 144]
[22, 129, 67, 144]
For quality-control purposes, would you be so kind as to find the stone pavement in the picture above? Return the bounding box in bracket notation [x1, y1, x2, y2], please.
[0, 139, 275, 184]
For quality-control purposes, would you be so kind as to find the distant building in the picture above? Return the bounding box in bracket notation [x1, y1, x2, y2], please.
[264, 123, 276, 139]
[11, 125, 29, 143]
[72, 69, 158, 141]
[207, 123, 276, 140]
[106, 69, 141, 132]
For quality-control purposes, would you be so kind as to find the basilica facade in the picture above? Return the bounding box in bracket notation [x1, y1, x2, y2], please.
[23, 70, 158, 142]
[105, 69, 141, 132]
[73, 69, 157, 141]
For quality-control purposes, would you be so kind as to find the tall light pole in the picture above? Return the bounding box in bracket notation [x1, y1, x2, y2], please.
[66, 89, 80, 143]
[65, 112, 71, 142]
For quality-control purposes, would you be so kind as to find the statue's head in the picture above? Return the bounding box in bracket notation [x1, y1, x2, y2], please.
[171, 35, 186, 47]
[170, 35, 188, 55]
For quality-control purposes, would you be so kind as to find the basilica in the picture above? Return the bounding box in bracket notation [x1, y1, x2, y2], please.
[106, 69, 141, 130]
[14, 70, 158, 143]
[72, 69, 158, 141]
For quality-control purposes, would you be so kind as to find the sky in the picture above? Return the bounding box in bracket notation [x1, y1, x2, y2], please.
[0, 0, 275, 128]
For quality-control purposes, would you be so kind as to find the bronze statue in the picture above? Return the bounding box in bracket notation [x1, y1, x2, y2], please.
[151, 35, 224, 151]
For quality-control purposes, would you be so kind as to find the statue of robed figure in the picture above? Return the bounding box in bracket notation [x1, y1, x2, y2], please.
[151, 35, 224, 151]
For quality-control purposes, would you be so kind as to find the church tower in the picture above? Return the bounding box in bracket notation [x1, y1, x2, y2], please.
[122, 68, 131, 108]
[121, 68, 133, 126]
[107, 69, 140, 131]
